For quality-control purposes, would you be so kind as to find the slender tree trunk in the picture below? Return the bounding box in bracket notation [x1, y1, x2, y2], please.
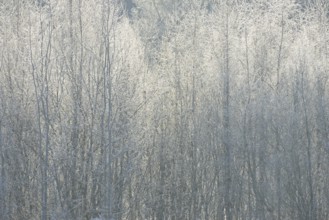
[275, 128, 282, 220]
[300, 65, 316, 220]
[31, 10, 53, 219]
[157, 124, 165, 220]
[223, 6, 232, 220]
[102, 1, 114, 218]
[0, 120, 6, 219]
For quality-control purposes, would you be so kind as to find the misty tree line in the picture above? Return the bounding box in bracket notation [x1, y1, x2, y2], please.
[0, 0, 329, 219]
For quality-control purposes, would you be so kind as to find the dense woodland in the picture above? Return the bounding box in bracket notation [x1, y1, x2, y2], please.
[0, 0, 329, 219]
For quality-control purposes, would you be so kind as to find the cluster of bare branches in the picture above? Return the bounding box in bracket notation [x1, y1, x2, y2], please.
[0, 0, 328, 219]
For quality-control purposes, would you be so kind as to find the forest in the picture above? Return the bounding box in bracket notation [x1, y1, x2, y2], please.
[0, 0, 329, 219]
